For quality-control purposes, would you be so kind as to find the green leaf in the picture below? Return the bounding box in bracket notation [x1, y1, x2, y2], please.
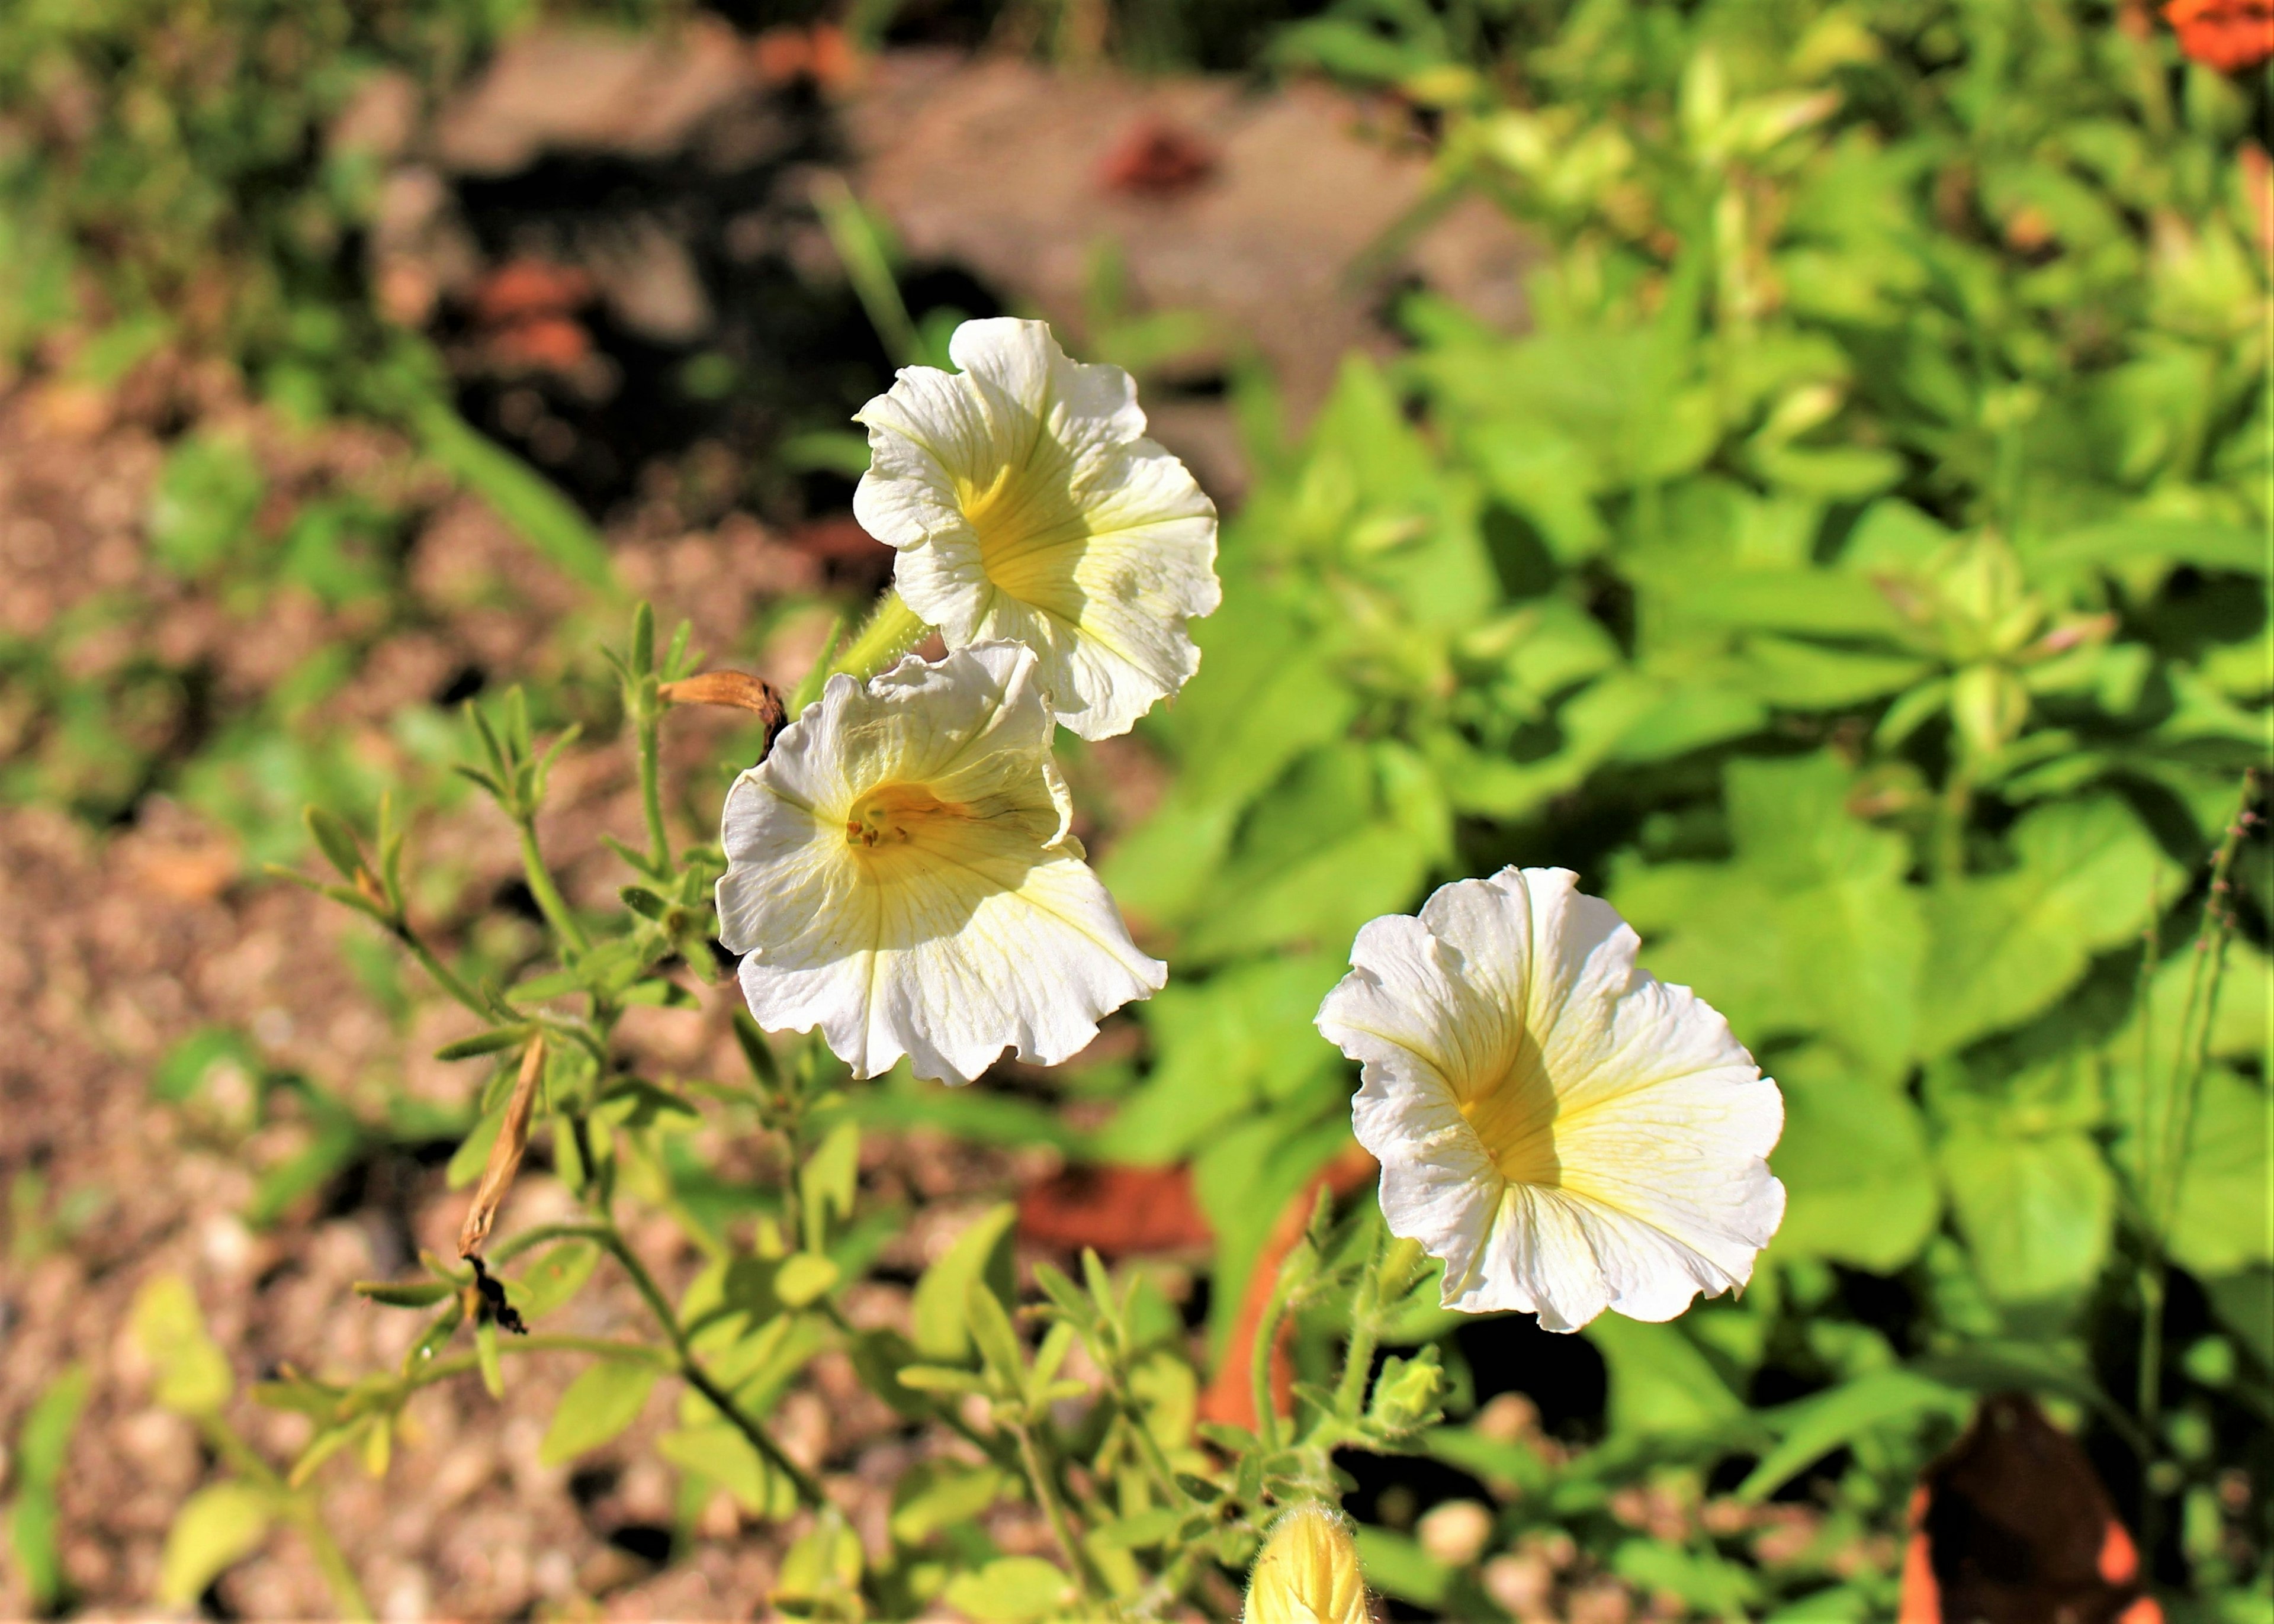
[505, 1241, 600, 1322]
[447, 1102, 506, 1191]
[9, 1366, 89, 1607]
[2029, 518, 2267, 578]
[1737, 1368, 1969, 1500]
[538, 1362, 660, 1466]
[1918, 796, 2177, 1057]
[354, 1279, 455, 1309]
[1588, 1317, 1750, 1439]
[965, 1278, 1027, 1393]
[433, 1028, 530, 1062]
[2164, 1070, 2274, 1277]
[799, 1120, 860, 1238]
[658, 1424, 796, 1518]
[1100, 952, 1345, 1165]
[888, 1462, 1009, 1545]
[1769, 1046, 1940, 1270]
[776, 1253, 841, 1308]
[1177, 740, 1449, 964]
[132, 1276, 233, 1416]
[942, 1557, 1076, 1623]
[152, 1027, 261, 1106]
[1939, 1114, 2114, 1304]
[411, 400, 614, 590]
[1617, 752, 1924, 1082]
[303, 806, 367, 882]
[158, 1482, 272, 1606]
[149, 433, 265, 578]
[910, 1202, 1017, 1363]
[1613, 1539, 1764, 1613]
[1351, 1527, 1451, 1607]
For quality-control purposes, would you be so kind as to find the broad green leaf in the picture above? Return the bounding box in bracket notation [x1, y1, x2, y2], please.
[658, 1424, 795, 1517]
[1101, 952, 1345, 1165]
[775, 1509, 863, 1611]
[2164, 1069, 2274, 1277]
[1737, 1368, 1969, 1500]
[1613, 1539, 1762, 1613]
[158, 1482, 272, 1606]
[888, 1462, 1008, 1545]
[538, 1362, 660, 1466]
[776, 1252, 841, 1308]
[1769, 1046, 1939, 1270]
[1177, 741, 1448, 963]
[942, 1557, 1076, 1623]
[910, 1203, 1017, 1363]
[1918, 796, 2177, 1057]
[505, 1241, 599, 1322]
[131, 1276, 233, 1416]
[1350, 1527, 1451, 1607]
[1939, 1118, 2114, 1304]
[1587, 1317, 1748, 1439]
[1617, 752, 1924, 1081]
[1191, 1113, 1353, 1353]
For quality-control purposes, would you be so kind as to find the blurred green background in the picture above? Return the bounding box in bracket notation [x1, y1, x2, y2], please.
[0, 1, 2266, 1620]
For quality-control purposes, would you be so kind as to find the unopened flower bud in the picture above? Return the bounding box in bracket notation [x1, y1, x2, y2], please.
[1245, 1504, 1369, 1624]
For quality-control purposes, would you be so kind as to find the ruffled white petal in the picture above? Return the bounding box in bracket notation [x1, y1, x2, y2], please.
[717, 642, 1164, 1085]
[852, 317, 1219, 739]
[1318, 867, 1784, 1331]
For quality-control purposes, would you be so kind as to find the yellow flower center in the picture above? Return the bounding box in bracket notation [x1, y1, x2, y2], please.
[844, 782, 968, 850]
[958, 459, 1090, 616]
[1456, 1033, 1563, 1188]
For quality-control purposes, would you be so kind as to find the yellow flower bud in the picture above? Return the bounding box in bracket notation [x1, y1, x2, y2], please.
[1245, 1504, 1369, 1624]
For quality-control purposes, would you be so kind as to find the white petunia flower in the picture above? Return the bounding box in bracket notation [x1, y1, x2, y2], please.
[716, 641, 1166, 1085]
[1315, 867, 1785, 1331]
[852, 318, 1220, 740]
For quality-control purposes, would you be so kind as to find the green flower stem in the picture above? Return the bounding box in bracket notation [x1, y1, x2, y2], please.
[828, 590, 930, 686]
[516, 820, 591, 957]
[1112, 1388, 1187, 1509]
[293, 1507, 375, 1622]
[199, 1416, 374, 1622]
[636, 692, 670, 874]
[386, 916, 493, 1021]
[1333, 1233, 1422, 1423]
[1250, 1269, 1300, 1454]
[1012, 1419, 1104, 1606]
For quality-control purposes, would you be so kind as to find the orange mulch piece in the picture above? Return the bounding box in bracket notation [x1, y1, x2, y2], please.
[2164, 0, 2274, 70]
[753, 23, 859, 92]
[1017, 1163, 1215, 1256]
[483, 314, 592, 371]
[1096, 118, 1219, 198]
[471, 258, 595, 325]
[1197, 1140, 1379, 1433]
[1896, 1393, 2162, 1624]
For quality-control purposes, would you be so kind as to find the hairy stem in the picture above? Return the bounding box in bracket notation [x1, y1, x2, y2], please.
[388, 919, 492, 1020]
[636, 699, 670, 874]
[1013, 1420, 1103, 1606]
[829, 590, 930, 686]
